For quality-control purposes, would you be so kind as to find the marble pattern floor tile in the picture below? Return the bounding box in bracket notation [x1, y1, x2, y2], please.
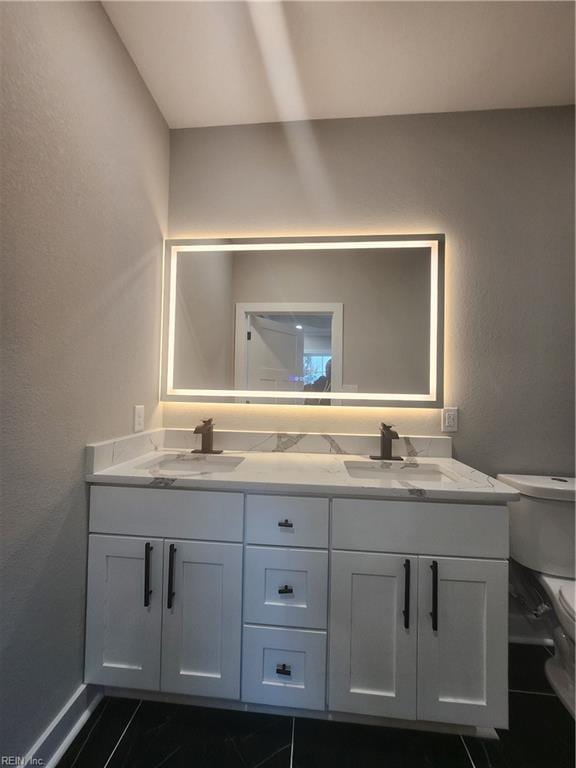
[463, 691, 575, 768]
[57, 686, 575, 768]
[291, 717, 472, 768]
[106, 703, 292, 768]
[56, 697, 140, 768]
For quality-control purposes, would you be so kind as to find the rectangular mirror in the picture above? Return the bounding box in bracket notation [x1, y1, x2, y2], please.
[161, 234, 444, 407]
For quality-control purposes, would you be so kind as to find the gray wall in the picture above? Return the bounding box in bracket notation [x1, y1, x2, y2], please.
[0, 2, 169, 756]
[168, 107, 574, 476]
[174, 251, 234, 388]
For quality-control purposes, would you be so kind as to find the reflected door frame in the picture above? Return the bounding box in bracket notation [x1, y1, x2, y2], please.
[234, 303, 343, 401]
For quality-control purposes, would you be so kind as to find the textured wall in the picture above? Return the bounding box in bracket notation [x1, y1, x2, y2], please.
[167, 107, 574, 476]
[0, 2, 169, 755]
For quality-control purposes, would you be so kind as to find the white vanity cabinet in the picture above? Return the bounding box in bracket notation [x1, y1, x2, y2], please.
[85, 487, 243, 699]
[84, 484, 509, 731]
[416, 556, 508, 727]
[329, 498, 509, 728]
[160, 539, 242, 699]
[85, 534, 164, 690]
[241, 495, 329, 711]
[329, 551, 419, 720]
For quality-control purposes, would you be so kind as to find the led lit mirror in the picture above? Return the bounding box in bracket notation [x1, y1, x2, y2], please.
[161, 234, 444, 406]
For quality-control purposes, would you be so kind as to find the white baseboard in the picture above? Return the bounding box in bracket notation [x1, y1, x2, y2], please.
[24, 684, 103, 768]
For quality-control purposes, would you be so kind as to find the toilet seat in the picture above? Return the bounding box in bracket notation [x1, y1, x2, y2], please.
[538, 574, 576, 641]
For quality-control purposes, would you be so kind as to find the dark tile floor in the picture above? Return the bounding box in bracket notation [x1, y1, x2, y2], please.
[58, 644, 574, 768]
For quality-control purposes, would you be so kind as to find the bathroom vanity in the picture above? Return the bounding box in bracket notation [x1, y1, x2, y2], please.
[84, 429, 518, 734]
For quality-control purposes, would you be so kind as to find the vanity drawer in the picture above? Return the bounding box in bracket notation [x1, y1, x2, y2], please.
[244, 546, 328, 629]
[245, 495, 329, 548]
[331, 498, 509, 558]
[242, 625, 326, 710]
[90, 486, 244, 542]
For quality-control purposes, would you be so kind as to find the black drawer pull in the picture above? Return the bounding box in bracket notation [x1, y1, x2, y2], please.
[278, 519, 294, 529]
[276, 663, 292, 677]
[430, 560, 439, 632]
[402, 558, 410, 629]
[278, 585, 294, 595]
[167, 544, 177, 609]
[144, 542, 153, 607]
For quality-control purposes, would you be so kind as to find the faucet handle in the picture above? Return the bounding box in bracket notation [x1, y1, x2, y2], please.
[380, 423, 399, 438]
[202, 418, 213, 427]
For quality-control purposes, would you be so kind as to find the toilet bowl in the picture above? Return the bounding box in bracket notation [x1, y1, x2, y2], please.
[498, 473, 575, 717]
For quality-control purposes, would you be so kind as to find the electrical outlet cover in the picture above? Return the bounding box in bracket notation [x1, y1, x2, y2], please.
[441, 407, 459, 433]
[134, 404, 145, 433]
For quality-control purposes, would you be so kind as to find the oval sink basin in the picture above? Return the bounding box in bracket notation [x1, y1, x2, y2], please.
[137, 454, 245, 475]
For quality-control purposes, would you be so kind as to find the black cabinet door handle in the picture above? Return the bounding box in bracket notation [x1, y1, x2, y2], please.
[278, 585, 294, 595]
[144, 542, 153, 607]
[167, 544, 177, 609]
[430, 560, 439, 632]
[278, 519, 293, 529]
[402, 558, 411, 629]
[276, 663, 291, 677]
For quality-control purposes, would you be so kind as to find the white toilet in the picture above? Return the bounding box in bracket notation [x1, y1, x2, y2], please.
[498, 473, 575, 716]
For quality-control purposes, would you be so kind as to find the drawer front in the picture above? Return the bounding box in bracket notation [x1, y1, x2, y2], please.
[331, 499, 509, 559]
[245, 495, 329, 548]
[242, 625, 326, 710]
[244, 547, 328, 629]
[90, 486, 243, 542]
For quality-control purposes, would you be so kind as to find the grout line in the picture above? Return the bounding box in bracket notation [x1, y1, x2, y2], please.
[102, 699, 142, 768]
[289, 716, 295, 768]
[509, 688, 557, 697]
[253, 743, 291, 768]
[460, 735, 477, 768]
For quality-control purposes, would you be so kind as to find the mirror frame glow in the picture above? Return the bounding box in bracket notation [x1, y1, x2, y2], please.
[161, 234, 445, 407]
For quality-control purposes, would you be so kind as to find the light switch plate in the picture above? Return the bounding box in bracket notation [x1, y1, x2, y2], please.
[133, 404, 145, 433]
[441, 407, 459, 433]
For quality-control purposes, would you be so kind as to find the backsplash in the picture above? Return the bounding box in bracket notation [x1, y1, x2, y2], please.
[87, 428, 452, 474]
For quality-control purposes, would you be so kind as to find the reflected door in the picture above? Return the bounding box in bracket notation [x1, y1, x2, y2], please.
[246, 316, 304, 391]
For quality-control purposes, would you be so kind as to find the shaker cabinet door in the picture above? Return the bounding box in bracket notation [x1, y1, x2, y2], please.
[161, 540, 242, 699]
[417, 557, 508, 727]
[85, 534, 163, 690]
[329, 551, 418, 719]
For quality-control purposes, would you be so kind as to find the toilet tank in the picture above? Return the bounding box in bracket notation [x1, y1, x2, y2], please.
[497, 474, 575, 579]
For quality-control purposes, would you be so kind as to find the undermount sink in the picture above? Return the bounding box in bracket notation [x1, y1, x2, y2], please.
[137, 453, 245, 475]
[344, 461, 458, 484]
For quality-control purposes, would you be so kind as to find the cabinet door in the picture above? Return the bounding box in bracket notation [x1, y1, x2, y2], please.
[329, 551, 418, 719]
[85, 534, 163, 690]
[161, 540, 242, 699]
[417, 557, 508, 727]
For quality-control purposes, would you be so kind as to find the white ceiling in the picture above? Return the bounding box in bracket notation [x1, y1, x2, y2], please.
[104, 1, 575, 129]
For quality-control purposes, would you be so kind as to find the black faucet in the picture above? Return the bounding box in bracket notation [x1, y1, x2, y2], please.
[370, 423, 403, 461]
[192, 419, 223, 454]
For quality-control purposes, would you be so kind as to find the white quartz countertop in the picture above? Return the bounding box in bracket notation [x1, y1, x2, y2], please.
[87, 449, 519, 503]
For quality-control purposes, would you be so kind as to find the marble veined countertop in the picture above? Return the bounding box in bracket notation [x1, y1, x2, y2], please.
[86, 446, 519, 504]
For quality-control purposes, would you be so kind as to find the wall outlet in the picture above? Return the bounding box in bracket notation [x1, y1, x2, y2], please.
[441, 407, 459, 433]
[133, 404, 145, 433]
